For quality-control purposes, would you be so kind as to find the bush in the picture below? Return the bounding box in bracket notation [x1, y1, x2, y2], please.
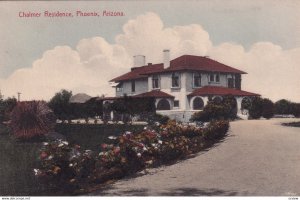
[248, 97, 263, 119]
[191, 95, 237, 122]
[262, 98, 274, 119]
[35, 119, 229, 192]
[147, 113, 170, 126]
[274, 99, 292, 115]
[248, 97, 274, 119]
[0, 97, 17, 122]
[36, 140, 96, 191]
[291, 103, 300, 117]
[10, 101, 56, 139]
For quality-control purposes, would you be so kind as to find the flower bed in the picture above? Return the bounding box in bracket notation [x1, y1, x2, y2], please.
[34, 120, 229, 194]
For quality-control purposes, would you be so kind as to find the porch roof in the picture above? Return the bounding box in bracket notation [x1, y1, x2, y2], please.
[188, 86, 260, 97]
[134, 90, 174, 98]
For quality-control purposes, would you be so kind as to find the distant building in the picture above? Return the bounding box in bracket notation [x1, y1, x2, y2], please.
[109, 50, 259, 121]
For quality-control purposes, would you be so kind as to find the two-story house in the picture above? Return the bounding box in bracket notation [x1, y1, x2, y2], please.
[110, 50, 259, 121]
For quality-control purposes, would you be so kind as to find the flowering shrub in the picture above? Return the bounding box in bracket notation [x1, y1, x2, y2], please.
[34, 120, 229, 193]
[35, 140, 96, 191]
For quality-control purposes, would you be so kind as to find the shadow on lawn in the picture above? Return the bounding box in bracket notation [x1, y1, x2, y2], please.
[92, 186, 241, 196]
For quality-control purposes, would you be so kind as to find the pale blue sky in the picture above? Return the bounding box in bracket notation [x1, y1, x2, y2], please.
[0, 0, 299, 78]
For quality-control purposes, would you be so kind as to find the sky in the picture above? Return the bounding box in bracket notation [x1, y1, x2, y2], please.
[0, 0, 300, 102]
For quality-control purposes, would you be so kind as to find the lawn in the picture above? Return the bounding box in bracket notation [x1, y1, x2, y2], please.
[55, 123, 144, 150]
[0, 123, 144, 196]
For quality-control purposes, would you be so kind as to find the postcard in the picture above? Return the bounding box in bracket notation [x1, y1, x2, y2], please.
[0, 0, 300, 198]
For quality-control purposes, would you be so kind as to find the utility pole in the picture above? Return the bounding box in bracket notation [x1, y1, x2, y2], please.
[17, 92, 21, 102]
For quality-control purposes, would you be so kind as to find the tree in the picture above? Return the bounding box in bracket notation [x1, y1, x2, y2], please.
[109, 95, 156, 123]
[291, 103, 300, 117]
[262, 98, 274, 119]
[0, 97, 17, 122]
[48, 90, 73, 122]
[274, 99, 292, 115]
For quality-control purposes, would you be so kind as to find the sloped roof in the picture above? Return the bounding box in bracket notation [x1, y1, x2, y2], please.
[110, 55, 246, 82]
[110, 63, 163, 82]
[69, 93, 92, 103]
[134, 90, 174, 98]
[188, 86, 260, 97]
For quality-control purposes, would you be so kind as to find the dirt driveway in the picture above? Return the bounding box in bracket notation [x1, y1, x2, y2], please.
[90, 118, 300, 196]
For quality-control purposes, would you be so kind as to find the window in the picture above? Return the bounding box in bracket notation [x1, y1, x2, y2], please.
[152, 75, 160, 89]
[216, 73, 220, 83]
[157, 99, 171, 110]
[171, 72, 180, 88]
[116, 83, 123, 92]
[193, 72, 201, 88]
[213, 96, 222, 104]
[174, 100, 179, 108]
[228, 78, 234, 88]
[131, 80, 135, 92]
[209, 73, 215, 82]
[193, 97, 204, 110]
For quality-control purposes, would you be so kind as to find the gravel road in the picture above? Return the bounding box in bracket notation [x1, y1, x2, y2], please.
[90, 118, 300, 196]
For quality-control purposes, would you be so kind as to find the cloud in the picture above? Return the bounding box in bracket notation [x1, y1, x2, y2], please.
[116, 12, 212, 63]
[1, 12, 300, 102]
[0, 39, 131, 100]
[209, 42, 300, 101]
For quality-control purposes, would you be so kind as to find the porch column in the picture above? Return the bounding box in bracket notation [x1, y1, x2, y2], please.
[235, 96, 243, 115]
[203, 96, 209, 107]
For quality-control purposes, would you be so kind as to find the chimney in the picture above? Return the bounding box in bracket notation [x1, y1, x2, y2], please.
[133, 55, 146, 67]
[163, 49, 170, 69]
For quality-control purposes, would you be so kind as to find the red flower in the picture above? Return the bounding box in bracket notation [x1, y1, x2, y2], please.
[40, 152, 48, 159]
[113, 147, 120, 155]
[101, 143, 108, 150]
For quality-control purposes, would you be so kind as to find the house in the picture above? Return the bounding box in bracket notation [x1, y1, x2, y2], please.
[109, 50, 259, 121]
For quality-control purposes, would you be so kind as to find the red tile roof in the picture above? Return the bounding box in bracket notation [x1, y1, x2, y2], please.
[110, 63, 163, 82]
[134, 90, 174, 98]
[110, 55, 246, 82]
[188, 86, 260, 97]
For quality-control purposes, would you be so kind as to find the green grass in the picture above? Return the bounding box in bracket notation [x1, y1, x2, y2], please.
[0, 123, 144, 196]
[55, 123, 144, 150]
[0, 125, 47, 195]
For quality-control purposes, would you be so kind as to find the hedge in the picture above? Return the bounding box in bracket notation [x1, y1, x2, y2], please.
[34, 120, 229, 194]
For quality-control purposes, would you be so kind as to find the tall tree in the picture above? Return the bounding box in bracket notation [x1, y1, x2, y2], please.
[48, 90, 73, 121]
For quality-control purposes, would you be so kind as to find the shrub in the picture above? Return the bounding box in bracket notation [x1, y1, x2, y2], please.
[36, 140, 96, 191]
[147, 113, 170, 126]
[10, 101, 56, 139]
[191, 95, 237, 122]
[291, 103, 300, 117]
[248, 98, 274, 119]
[248, 97, 263, 119]
[274, 99, 292, 115]
[0, 97, 17, 122]
[35, 119, 229, 192]
[262, 98, 274, 119]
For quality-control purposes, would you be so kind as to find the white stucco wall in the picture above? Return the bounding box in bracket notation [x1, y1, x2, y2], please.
[116, 78, 148, 96]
